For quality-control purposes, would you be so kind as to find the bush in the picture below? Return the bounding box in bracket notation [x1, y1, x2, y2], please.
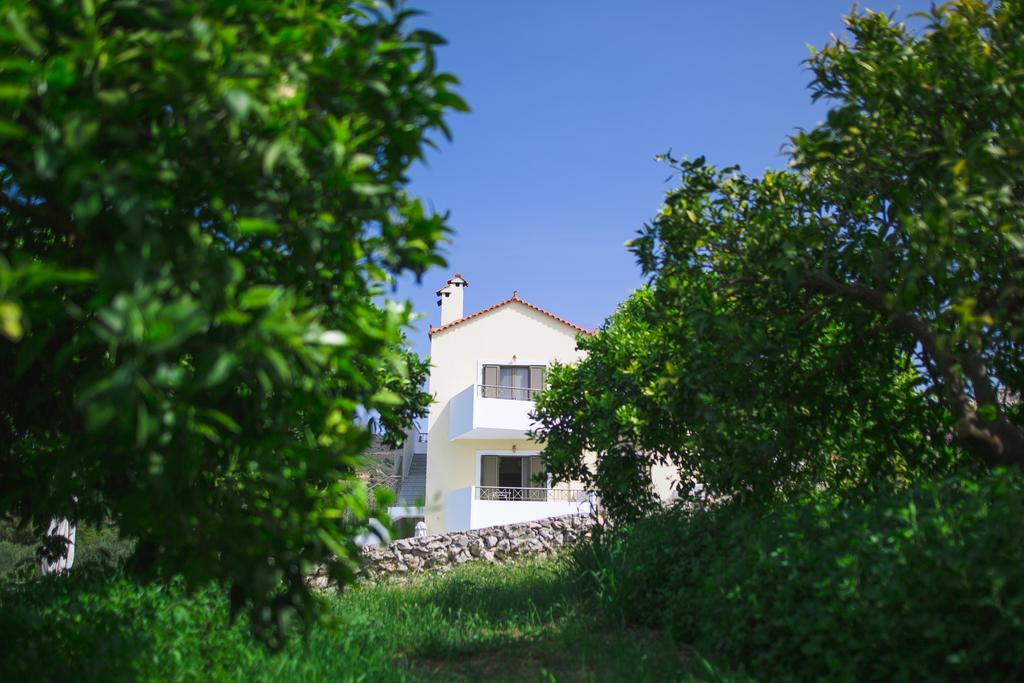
[575, 471, 1024, 681]
[0, 567, 398, 682]
[0, 540, 33, 578]
[0, 569, 256, 681]
[0, 520, 134, 578]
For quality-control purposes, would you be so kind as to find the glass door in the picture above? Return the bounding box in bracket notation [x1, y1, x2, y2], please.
[480, 455, 548, 500]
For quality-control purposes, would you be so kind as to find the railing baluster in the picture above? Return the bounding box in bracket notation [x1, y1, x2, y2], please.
[474, 486, 586, 503]
[477, 384, 542, 401]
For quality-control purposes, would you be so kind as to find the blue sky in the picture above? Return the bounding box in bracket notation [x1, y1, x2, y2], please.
[397, 1, 932, 360]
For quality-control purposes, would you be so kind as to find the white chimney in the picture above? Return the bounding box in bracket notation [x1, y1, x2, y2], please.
[436, 273, 468, 326]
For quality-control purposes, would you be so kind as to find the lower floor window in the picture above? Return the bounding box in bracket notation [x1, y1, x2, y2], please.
[479, 455, 547, 499]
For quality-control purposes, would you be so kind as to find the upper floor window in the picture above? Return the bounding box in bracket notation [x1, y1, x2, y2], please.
[481, 364, 545, 400]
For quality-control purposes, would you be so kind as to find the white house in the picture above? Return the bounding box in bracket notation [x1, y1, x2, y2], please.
[409, 273, 600, 533]
[385, 273, 680, 534]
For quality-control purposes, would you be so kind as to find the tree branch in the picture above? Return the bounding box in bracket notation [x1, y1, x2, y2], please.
[801, 269, 1024, 467]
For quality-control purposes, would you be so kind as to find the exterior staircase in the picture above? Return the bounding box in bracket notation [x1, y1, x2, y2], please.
[395, 453, 426, 507]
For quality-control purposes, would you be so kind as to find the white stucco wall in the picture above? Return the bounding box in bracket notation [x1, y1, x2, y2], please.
[424, 301, 589, 533]
[650, 462, 680, 503]
[444, 486, 474, 532]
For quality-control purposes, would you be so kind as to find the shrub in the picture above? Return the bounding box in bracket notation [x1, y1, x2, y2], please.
[0, 540, 33, 577]
[0, 567, 398, 681]
[574, 471, 1024, 681]
[0, 569, 256, 681]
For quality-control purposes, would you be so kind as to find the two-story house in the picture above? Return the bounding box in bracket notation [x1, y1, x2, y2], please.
[421, 274, 597, 533]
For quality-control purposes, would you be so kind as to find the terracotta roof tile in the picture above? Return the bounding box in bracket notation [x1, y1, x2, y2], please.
[429, 291, 596, 338]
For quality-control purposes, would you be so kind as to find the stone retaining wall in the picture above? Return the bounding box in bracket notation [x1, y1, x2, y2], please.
[359, 514, 594, 579]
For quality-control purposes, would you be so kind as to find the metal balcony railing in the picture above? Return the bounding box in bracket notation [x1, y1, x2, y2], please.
[479, 384, 542, 401]
[368, 475, 400, 493]
[475, 486, 587, 503]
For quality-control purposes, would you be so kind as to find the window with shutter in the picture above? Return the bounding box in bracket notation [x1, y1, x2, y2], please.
[529, 366, 545, 393]
[480, 455, 499, 487]
[479, 454, 549, 500]
[480, 364, 547, 400]
[482, 365, 498, 398]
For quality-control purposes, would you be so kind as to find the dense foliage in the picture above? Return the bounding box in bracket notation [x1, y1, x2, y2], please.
[534, 1, 1021, 516]
[575, 470, 1024, 681]
[535, 287, 962, 518]
[0, 557, 716, 682]
[0, 0, 464, 640]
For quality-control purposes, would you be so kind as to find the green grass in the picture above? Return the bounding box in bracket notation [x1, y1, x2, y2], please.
[0, 554, 730, 682]
[332, 557, 726, 682]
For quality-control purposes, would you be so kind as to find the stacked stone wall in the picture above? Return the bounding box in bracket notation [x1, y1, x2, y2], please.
[360, 514, 594, 579]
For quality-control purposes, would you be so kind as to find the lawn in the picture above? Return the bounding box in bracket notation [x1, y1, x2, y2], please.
[0, 553, 730, 682]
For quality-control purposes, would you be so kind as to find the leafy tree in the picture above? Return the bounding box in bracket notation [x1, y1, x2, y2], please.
[784, 1, 1024, 467]
[0, 0, 464, 642]
[535, 284, 960, 519]
[536, 1, 1020, 516]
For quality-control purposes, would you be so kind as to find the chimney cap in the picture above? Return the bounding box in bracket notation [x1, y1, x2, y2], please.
[435, 272, 470, 296]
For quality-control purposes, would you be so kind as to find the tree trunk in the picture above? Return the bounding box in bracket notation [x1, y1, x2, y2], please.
[40, 518, 76, 576]
[955, 412, 1024, 469]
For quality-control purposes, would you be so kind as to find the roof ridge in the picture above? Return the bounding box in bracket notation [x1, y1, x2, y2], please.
[428, 292, 595, 338]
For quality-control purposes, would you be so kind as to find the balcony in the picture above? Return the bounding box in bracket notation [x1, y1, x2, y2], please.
[445, 485, 594, 532]
[448, 383, 540, 440]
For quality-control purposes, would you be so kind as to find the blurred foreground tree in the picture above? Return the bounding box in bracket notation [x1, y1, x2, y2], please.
[535, 1, 1021, 518]
[0, 0, 464, 642]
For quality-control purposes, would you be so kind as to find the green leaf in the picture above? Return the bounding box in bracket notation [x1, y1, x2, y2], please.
[3, 10, 43, 56]
[317, 529, 348, 558]
[203, 408, 242, 434]
[352, 183, 390, 196]
[370, 389, 403, 407]
[435, 91, 469, 113]
[0, 119, 25, 139]
[0, 84, 28, 100]
[224, 88, 252, 118]
[237, 217, 279, 236]
[262, 138, 289, 175]
[204, 352, 238, 387]
[0, 301, 23, 341]
[238, 286, 281, 310]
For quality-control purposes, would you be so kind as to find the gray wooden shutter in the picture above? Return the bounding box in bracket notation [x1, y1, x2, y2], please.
[481, 456, 498, 487]
[482, 365, 498, 398]
[529, 366, 546, 397]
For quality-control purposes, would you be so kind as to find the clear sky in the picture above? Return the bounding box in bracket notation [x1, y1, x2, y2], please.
[397, 1, 932, 361]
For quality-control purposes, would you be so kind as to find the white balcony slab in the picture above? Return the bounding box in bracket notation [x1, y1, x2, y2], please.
[448, 384, 535, 440]
[444, 486, 594, 532]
